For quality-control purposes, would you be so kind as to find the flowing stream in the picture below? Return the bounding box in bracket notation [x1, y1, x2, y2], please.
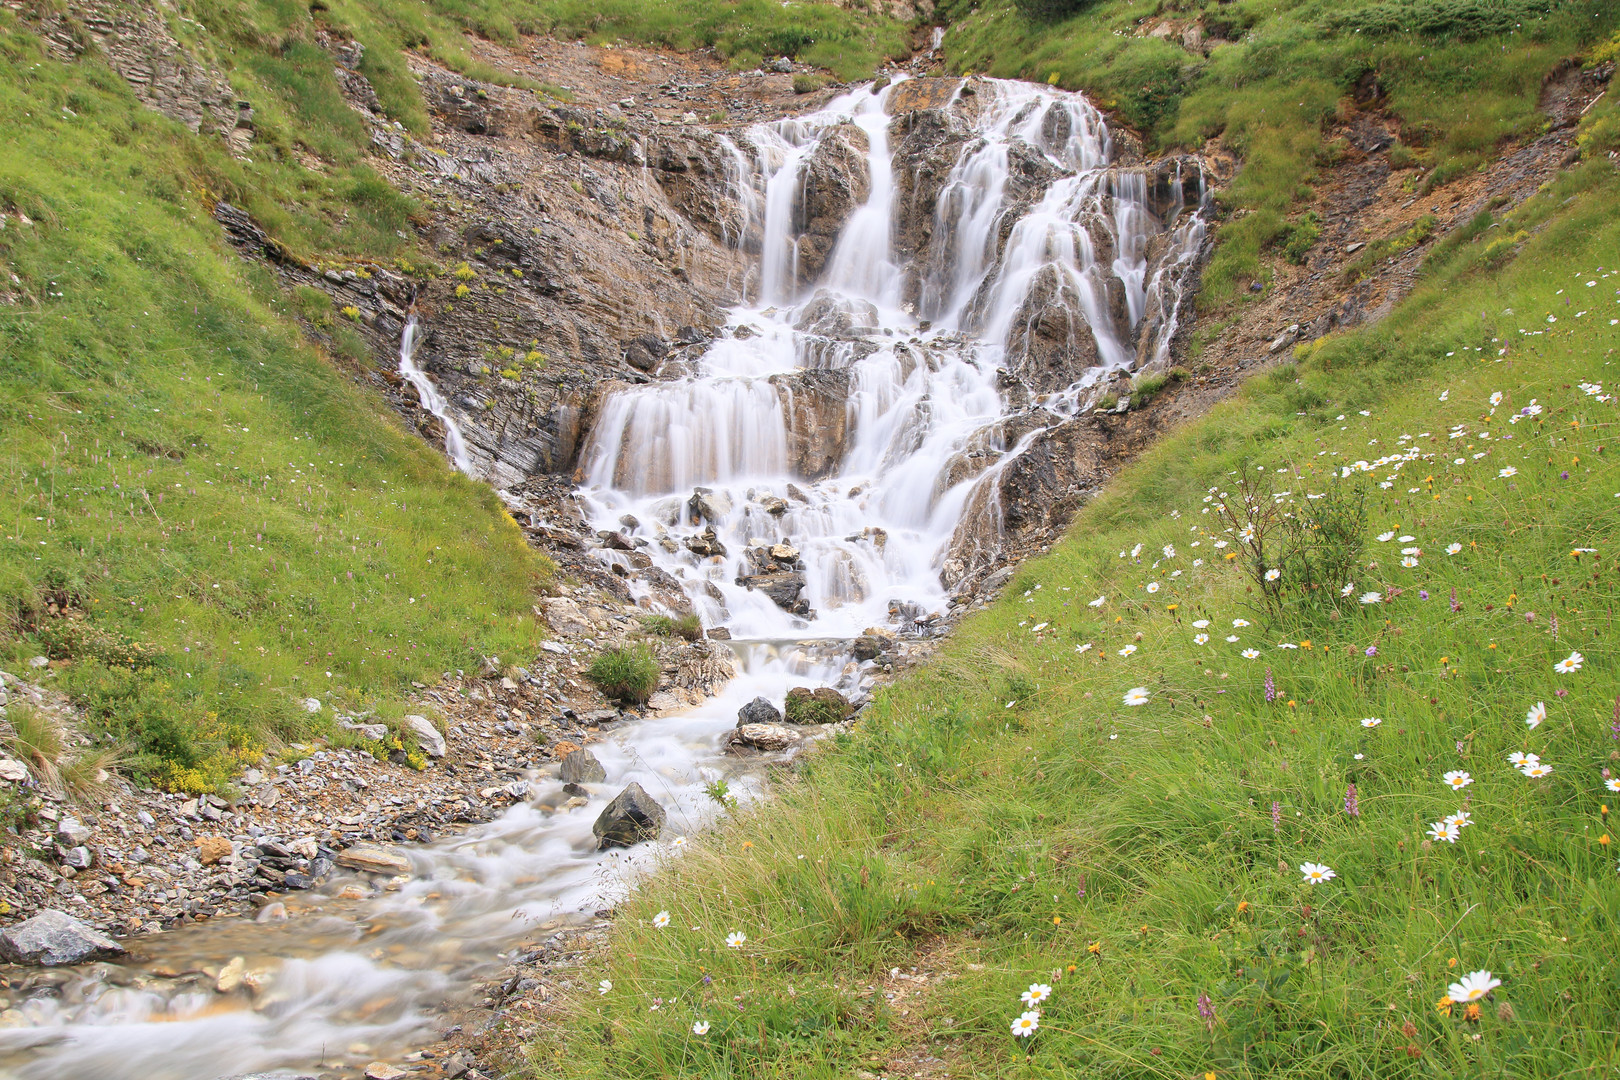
[0, 77, 1205, 1079]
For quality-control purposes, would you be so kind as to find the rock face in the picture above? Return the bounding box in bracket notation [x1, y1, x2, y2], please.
[728, 723, 802, 752]
[737, 697, 783, 726]
[736, 538, 810, 616]
[558, 747, 607, 784]
[403, 715, 447, 759]
[593, 782, 666, 849]
[0, 910, 127, 966]
[791, 123, 871, 282]
[783, 687, 854, 725]
[772, 368, 850, 479]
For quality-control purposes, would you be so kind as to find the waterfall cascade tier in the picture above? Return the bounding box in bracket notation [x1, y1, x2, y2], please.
[580, 77, 1208, 639]
[0, 77, 1208, 1080]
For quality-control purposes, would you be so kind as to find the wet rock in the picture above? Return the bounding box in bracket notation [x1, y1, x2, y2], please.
[852, 635, 885, 662]
[623, 334, 667, 372]
[707, 627, 732, 640]
[794, 123, 871, 281]
[0, 909, 127, 966]
[784, 686, 854, 725]
[592, 782, 665, 849]
[684, 526, 728, 558]
[364, 1064, 406, 1080]
[728, 723, 802, 752]
[737, 696, 782, 726]
[444, 1051, 477, 1079]
[403, 714, 447, 758]
[558, 747, 607, 784]
[687, 488, 733, 524]
[334, 844, 412, 876]
[735, 570, 809, 615]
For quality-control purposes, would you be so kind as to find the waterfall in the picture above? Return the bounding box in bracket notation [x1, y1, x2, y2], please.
[398, 315, 474, 475]
[579, 77, 1209, 640]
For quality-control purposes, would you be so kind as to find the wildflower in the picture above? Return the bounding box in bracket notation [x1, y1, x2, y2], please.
[1360, 591, 1383, 605]
[1554, 651, 1584, 674]
[1124, 687, 1150, 706]
[1195, 633, 1210, 645]
[1087, 940, 1101, 955]
[1089, 595, 1106, 607]
[653, 910, 671, 929]
[1362, 717, 1382, 728]
[1443, 771, 1473, 791]
[1523, 763, 1554, 778]
[1427, 820, 1460, 843]
[1193, 619, 1210, 628]
[1444, 811, 1473, 829]
[1237, 900, 1250, 913]
[1146, 582, 1160, 594]
[1436, 996, 1454, 1017]
[1378, 531, 1396, 542]
[692, 1020, 710, 1035]
[598, 980, 613, 995]
[1242, 648, 1260, 659]
[1197, 991, 1216, 1030]
[1264, 668, 1276, 703]
[1525, 702, 1546, 729]
[726, 931, 747, 948]
[1118, 644, 1138, 657]
[1163, 545, 1176, 559]
[1365, 645, 1378, 657]
[1131, 543, 1144, 558]
[1507, 751, 1539, 769]
[1447, 543, 1462, 555]
[1341, 583, 1356, 597]
[1021, 983, 1053, 1007]
[1265, 568, 1281, 581]
[1226, 634, 1239, 643]
[1448, 971, 1502, 1003]
[1271, 802, 1282, 833]
[1010, 1011, 1041, 1038]
[1300, 862, 1336, 885]
[1607, 779, 1620, 793]
[1401, 556, 1419, 568]
[1499, 466, 1518, 478]
[1076, 642, 1093, 654]
[1344, 783, 1359, 818]
[1233, 619, 1250, 627]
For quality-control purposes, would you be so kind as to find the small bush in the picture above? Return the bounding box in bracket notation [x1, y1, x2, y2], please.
[785, 687, 851, 725]
[1013, 0, 1100, 21]
[1279, 211, 1322, 265]
[1130, 371, 1170, 406]
[792, 73, 826, 95]
[587, 645, 659, 705]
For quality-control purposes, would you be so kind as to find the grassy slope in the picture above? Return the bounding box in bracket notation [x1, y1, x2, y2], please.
[942, 0, 1619, 310]
[0, 12, 553, 790]
[541, 133, 1620, 1076]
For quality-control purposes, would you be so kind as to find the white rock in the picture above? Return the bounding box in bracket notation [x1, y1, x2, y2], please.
[0, 759, 28, 782]
[26, 656, 48, 669]
[403, 715, 446, 758]
[301, 697, 322, 713]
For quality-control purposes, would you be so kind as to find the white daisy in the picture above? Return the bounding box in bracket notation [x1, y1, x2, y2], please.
[1226, 635, 1239, 643]
[693, 1021, 710, 1035]
[1442, 770, 1473, 791]
[1340, 583, 1355, 597]
[1522, 763, 1553, 778]
[1361, 717, 1382, 728]
[1499, 466, 1517, 478]
[1146, 581, 1160, 594]
[653, 910, 671, 929]
[1010, 1011, 1040, 1038]
[1508, 751, 1539, 769]
[1123, 687, 1150, 706]
[1447, 971, 1502, 1002]
[1446, 543, 1462, 555]
[1089, 595, 1106, 608]
[1360, 591, 1382, 605]
[1162, 545, 1176, 559]
[726, 931, 747, 948]
[1427, 820, 1460, 843]
[1021, 983, 1053, 1007]
[1233, 618, 1250, 627]
[1554, 651, 1584, 674]
[1242, 648, 1260, 659]
[598, 979, 614, 995]
[1265, 568, 1281, 581]
[1193, 619, 1210, 628]
[1118, 644, 1137, 657]
[1194, 633, 1210, 645]
[1377, 531, 1396, 542]
[1300, 862, 1336, 885]
[1075, 642, 1093, 654]
[1606, 779, 1620, 793]
[1525, 702, 1546, 729]
[1400, 556, 1419, 568]
[672, 835, 687, 848]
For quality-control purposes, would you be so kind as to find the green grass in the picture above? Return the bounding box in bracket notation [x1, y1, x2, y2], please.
[942, 0, 1620, 309]
[588, 645, 660, 705]
[0, 13, 553, 792]
[536, 150, 1620, 1077]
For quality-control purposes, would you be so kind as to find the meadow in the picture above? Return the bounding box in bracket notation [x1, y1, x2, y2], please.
[538, 134, 1620, 1077]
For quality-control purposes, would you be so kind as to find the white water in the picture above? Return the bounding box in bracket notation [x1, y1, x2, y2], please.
[0, 77, 1206, 1080]
[398, 315, 474, 476]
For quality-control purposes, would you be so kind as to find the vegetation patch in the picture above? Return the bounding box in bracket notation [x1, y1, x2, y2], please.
[587, 645, 659, 705]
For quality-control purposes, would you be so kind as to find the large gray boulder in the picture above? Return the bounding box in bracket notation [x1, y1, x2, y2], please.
[592, 782, 666, 849]
[559, 747, 607, 784]
[728, 723, 802, 753]
[402, 715, 446, 758]
[737, 696, 783, 727]
[0, 909, 126, 966]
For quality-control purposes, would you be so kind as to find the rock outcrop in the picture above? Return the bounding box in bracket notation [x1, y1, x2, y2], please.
[592, 783, 666, 849]
[0, 910, 126, 966]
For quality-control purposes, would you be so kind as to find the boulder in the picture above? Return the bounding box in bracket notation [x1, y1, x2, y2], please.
[56, 816, 92, 846]
[735, 570, 809, 615]
[592, 782, 666, 849]
[687, 488, 733, 524]
[737, 696, 783, 726]
[784, 686, 854, 725]
[335, 843, 413, 876]
[0, 759, 28, 782]
[196, 836, 233, 865]
[403, 715, 446, 758]
[0, 909, 126, 966]
[852, 635, 884, 661]
[728, 723, 802, 752]
[623, 334, 667, 372]
[684, 526, 728, 559]
[559, 747, 608, 784]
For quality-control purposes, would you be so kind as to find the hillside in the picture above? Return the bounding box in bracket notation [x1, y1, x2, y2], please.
[0, 0, 1616, 1077]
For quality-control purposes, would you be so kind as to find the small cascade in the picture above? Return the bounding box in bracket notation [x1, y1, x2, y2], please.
[398, 314, 474, 475]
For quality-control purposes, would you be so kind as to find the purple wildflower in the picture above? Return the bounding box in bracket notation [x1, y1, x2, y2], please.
[1077, 874, 1086, 899]
[1271, 801, 1281, 833]
[1197, 991, 1216, 1031]
[1265, 668, 1276, 703]
[1344, 783, 1359, 819]
[1560, 471, 1570, 479]
[1365, 645, 1378, 658]
[1611, 698, 1620, 742]
[1450, 587, 1460, 613]
[1551, 614, 1559, 641]
[1419, 590, 1429, 600]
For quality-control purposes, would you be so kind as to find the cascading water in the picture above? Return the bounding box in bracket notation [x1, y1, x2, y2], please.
[398, 314, 475, 476]
[0, 76, 1207, 1080]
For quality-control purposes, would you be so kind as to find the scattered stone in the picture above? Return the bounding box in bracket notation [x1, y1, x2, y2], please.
[592, 782, 665, 849]
[56, 817, 92, 846]
[852, 635, 884, 662]
[334, 844, 412, 876]
[729, 723, 802, 752]
[216, 955, 248, 992]
[196, 836, 233, 865]
[784, 686, 854, 725]
[0, 909, 127, 966]
[737, 696, 782, 726]
[364, 1064, 406, 1080]
[0, 758, 28, 782]
[301, 697, 322, 713]
[444, 1051, 476, 1079]
[61, 846, 93, 870]
[340, 720, 388, 741]
[558, 747, 607, 784]
[707, 627, 732, 640]
[26, 656, 49, 669]
[403, 714, 447, 758]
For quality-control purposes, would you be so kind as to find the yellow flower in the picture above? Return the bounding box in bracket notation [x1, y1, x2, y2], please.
[1448, 957, 1458, 968]
[1436, 996, 1453, 1017]
[1053, 916, 1062, 925]
[1088, 941, 1101, 955]
[742, 841, 754, 850]
[1464, 1002, 1482, 1022]
[1601, 834, 1611, 847]
[1237, 901, 1250, 913]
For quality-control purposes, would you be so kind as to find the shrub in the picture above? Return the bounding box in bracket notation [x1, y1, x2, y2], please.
[792, 73, 826, 95]
[587, 645, 660, 705]
[1013, 0, 1099, 21]
[640, 613, 704, 641]
[784, 687, 851, 725]
[1280, 211, 1322, 265]
[1130, 371, 1170, 406]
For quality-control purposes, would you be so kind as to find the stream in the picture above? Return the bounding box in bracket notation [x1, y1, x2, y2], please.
[0, 77, 1205, 1079]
